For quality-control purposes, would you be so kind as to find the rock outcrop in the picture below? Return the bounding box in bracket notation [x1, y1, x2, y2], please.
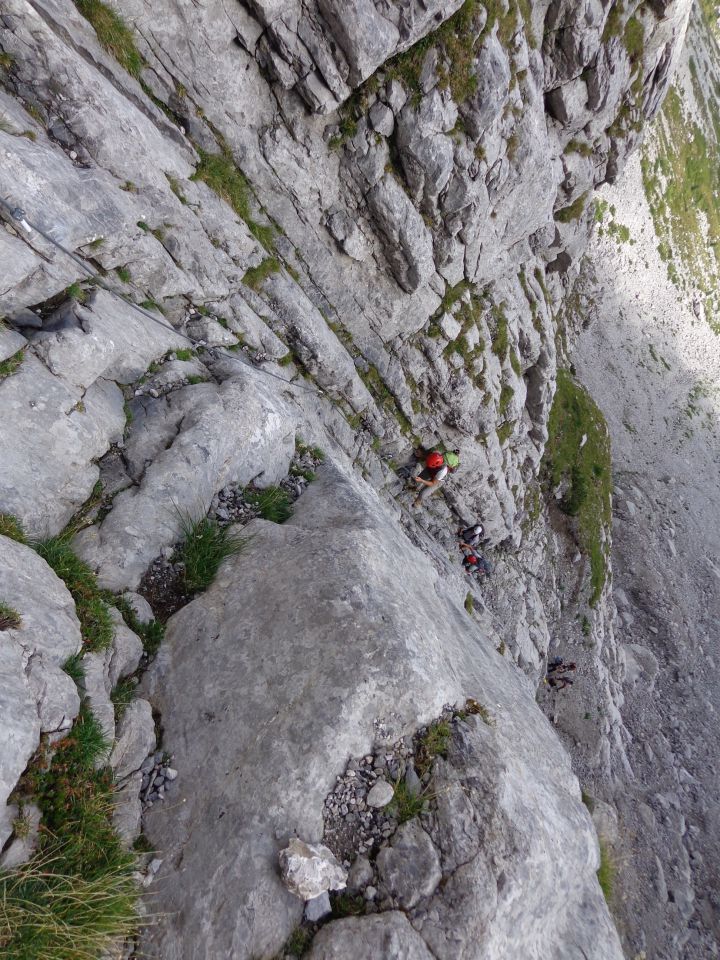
[140, 465, 621, 958]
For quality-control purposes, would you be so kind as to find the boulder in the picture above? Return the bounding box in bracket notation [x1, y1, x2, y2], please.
[366, 780, 394, 808]
[109, 699, 156, 783]
[279, 838, 347, 900]
[307, 912, 436, 959]
[376, 820, 442, 908]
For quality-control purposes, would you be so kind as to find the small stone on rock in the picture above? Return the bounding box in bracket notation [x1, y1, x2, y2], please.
[366, 780, 394, 809]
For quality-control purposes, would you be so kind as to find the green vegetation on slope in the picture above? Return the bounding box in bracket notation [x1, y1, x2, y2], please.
[545, 370, 612, 606]
[178, 514, 247, 592]
[0, 706, 137, 958]
[191, 149, 275, 251]
[74, 0, 142, 77]
[34, 536, 114, 651]
[641, 85, 720, 332]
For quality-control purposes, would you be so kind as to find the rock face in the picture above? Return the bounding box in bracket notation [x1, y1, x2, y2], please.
[141, 465, 621, 959]
[0, 0, 698, 957]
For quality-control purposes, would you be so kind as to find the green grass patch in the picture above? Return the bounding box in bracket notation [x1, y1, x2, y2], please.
[623, 15, 644, 62]
[0, 348, 25, 380]
[0, 514, 27, 543]
[63, 652, 85, 684]
[641, 85, 720, 331]
[177, 514, 247, 593]
[115, 265, 131, 283]
[330, 892, 365, 918]
[390, 778, 428, 824]
[1, 704, 137, 958]
[34, 536, 114, 650]
[74, 0, 142, 77]
[279, 926, 314, 958]
[66, 282, 87, 304]
[499, 383, 514, 415]
[416, 721, 451, 773]
[295, 438, 325, 461]
[110, 677, 136, 722]
[174, 348, 195, 361]
[490, 304, 509, 359]
[244, 486, 293, 524]
[243, 257, 281, 291]
[555, 192, 588, 223]
[0, 601, 22, 631]
[496, 420, 515, 445]
[192, 148, 274, 251]
[545, 370, 612, 606]
[565, 139, 593, 157]
[114, 596, 164, 656]
[597, 838, 616, 903]
[464, 592, 474, 614]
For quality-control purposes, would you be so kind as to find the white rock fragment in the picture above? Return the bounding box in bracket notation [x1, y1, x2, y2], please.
[279, 838, 347, 900]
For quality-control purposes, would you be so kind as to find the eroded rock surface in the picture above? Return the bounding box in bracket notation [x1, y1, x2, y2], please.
[141, 465, 620, 959]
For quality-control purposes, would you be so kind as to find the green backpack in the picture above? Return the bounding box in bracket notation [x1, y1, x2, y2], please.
[444, 451, 460, 471]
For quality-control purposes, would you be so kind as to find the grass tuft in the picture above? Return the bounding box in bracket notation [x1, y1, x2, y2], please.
[0, 703, 138, 958]
[114, 596, 164, 657]
[34, 536, 114, 650]
[74, 0, 143, 77]
[597, 838, 616, 903]
[555, 192, 588, 223]
[242, 257, 281, 291]
[177, 514, 247, 592]
[0, 514, 27, 543]
[0, 601, 22, 631]
[244, 486, 293, 524]
[390, 778, 428, 824]
[0, 348, 26, 380]
[192, 148, 275, 251]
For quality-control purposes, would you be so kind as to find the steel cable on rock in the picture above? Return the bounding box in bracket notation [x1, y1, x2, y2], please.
[0, 194, 322, 396]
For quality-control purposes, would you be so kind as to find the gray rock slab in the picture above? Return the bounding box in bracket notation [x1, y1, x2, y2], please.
[113, 770, 143, 846]
[110, 699, 156, 783]
[139, 464, 622, 959]
[107, 608, 144, 688]
[74, 372, 299, 590]
[33, 289, 185, 389]
[376, 819, 441, 909]
[121, 592, 155, 625]
[0, 355, 126, 536]
[307, 911, 436, 959]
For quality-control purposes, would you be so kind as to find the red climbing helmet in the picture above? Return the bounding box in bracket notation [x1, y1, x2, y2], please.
[466, 555, 478, 564]
[426, 451, 444, 469]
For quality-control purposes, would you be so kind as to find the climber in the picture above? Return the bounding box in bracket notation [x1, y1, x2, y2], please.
[411, 450, 449, 507]
[462, 551, 492, 579]
[547, 675, 574, 691]
[457, 522, 485, 550]
[547, 658, 577, 674]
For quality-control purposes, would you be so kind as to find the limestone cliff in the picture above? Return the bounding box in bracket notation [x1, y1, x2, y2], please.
[0, 1, 695, 958]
